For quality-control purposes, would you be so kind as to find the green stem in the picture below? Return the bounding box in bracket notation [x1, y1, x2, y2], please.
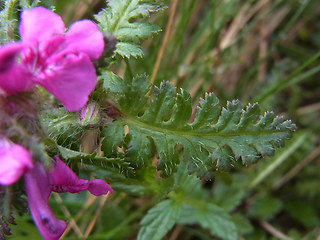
[3, 186, 11, 218]
[124, 58, 133, 82]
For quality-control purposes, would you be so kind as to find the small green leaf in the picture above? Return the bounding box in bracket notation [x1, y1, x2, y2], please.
[138, 199, 181, 240]
[95, 0, 164, 58]
[116, 42, 144, 58]
[178, 202, 237, 240]
[100, 70, 126, 93]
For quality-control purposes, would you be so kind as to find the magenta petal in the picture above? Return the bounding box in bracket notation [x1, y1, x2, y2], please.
[50, 157, 113, 196]
[24, 163, 67, 240]
[50, 157, 89, 193]
[39, 52, 97, 111]
[88, 179, 114, 196]
[0, 65, 34, 94]
[20, 7, 65, 43]
[0, 44, 35, 94]
[0, 140, 33, 185]
[0, 43, 24, 72]
[39, 35, 66, 59]
[64, 20, 104, 60]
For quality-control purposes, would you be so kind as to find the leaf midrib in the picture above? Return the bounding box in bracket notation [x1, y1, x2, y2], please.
[109, 0, 135, 33]
[124, 116, 288, 138]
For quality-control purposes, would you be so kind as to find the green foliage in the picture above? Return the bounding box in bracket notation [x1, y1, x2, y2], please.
[284, 200, 320, 228]
[232, 214, 253, 235]
[102, 75, 296, 178]
[95, 0, 164, 58]
[0, 185, 28, 240]
[57, 145, 134, 175]
[0, 0, 19, 43]
[40, 108, 85, 150]
[138, 198, 237, 240]
[249, 196, 283, 220]
[138, 163, 237, 240]
[100, 70, 126, 94]
[3, 0, 320, 239]
[178, 202, 237, 240]
[138, 199, 181, 240]
[19, 0, 53, 9]
[212, 174, 247, 211]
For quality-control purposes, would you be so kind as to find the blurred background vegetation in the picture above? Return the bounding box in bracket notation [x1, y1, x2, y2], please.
[6, 0, 320, 239]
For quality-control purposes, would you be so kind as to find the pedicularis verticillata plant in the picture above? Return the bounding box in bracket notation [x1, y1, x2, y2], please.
[0, 1, 297, 240]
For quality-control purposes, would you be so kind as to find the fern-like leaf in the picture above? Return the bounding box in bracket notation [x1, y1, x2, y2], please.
[57, 146, 134, 176]
[102, 76, 296, 179]
[95, 0, 164, 58]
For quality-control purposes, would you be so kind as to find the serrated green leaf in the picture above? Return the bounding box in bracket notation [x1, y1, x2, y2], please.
[138, 199, 181, 240]
[116, 42, 144, 58]
[137, 163, 237, 240]
[56, 145, 134, 176]
[178, 202, 237, 240]
[173, 162, 203, 196]
[101, 120, 125, 157]
[118, 74, 150, 115]
[95, 0, 164, 58]
[100, 70, 126, 93]
[102, 77, 296, 179]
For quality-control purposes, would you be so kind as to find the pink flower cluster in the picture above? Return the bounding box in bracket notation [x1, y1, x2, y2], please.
[0, 138, 113, 240]
[0, 7, 104, 111]
[0, 7, 112, 240]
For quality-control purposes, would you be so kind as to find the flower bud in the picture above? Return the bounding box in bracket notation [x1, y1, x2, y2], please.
[79, 102, 101, 128]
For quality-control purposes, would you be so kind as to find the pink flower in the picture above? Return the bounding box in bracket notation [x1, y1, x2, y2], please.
[50, 156, 112, 195]
[24, 157, 113, 240]
[24, 162, 66, 240]
[0, 7, 104, 111]
[0, 138, 33, 185]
